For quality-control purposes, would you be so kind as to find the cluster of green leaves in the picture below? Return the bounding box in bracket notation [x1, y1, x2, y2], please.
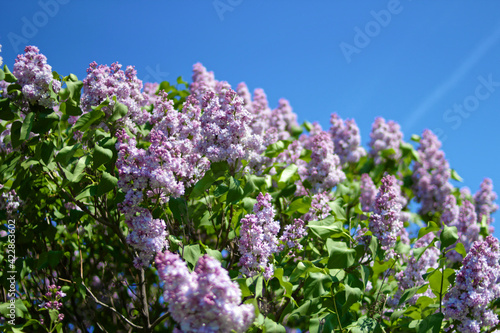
[0, 63, 497, 333]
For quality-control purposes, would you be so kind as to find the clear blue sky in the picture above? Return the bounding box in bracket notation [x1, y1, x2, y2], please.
[1, 1, 499, 235]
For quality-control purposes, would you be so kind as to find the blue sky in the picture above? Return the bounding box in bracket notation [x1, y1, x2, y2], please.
[1, 1, 499, 234]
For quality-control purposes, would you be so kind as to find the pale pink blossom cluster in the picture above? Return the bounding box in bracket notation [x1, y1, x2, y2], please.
[12, 45, 61, 110]
[80, 61, 149, 127]
[412, 129, 453, 215]
[474, 178, 498, 233]
[329, 113, 366, 164]
[302, 191, 333, 222]
[156, 252, 254, 333]
[238, 193, 280, 279]
[369, 175, 403, 252]
[368, 117, 403, 164]
[444, 236, 500, 332]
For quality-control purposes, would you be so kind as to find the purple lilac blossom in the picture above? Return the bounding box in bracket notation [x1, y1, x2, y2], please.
[40, 284, 65, 322]
[474, 178, 498, 230]
[238, 193, 280, 279]
[442, 195, 460, 226]
[80, 61, 149, 127]
[449, 200, 481, 262]
[143, 82, 159, 106]
[198, 81, 260, 167]
[444, 235, 500, 332]
[329, 113, 366, 164]
[12, 45, 61, 110]
[369, 175, 403, 252]
[368, 117, 403, 164]
[0, 189, 22, 220]
[299, 130, 346, 194]
[156, 252, 254, 333]
[389, 233, 439, 307]
[190, 62, 216, 103]
[279, 218, 307, 256]
[116, 92, 209, 267]
[360, 174, 377, 212]
[236, 82, 253, 113]
[412, 129, 453, 215]
[269, 98, 299, 140]
[302, 191, 333, 222]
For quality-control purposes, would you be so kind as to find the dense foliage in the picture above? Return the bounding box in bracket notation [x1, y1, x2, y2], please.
[0, 45, 499, 333]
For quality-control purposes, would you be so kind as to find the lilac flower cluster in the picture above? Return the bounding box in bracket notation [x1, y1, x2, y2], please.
[0, 188, 22, 219]
[329, 113, 366, 164]
[12, 46, 61, 110]
[412, 129, 453, 215]
[156, 252, 255, 333]
[40, 284, 66, 322]
[279, 218, 307, 256]
[190, 62, 216, 103]
[302, 191, 333, 222]
[474, 178, 498, 231]
[116, 91, 211, 266]
[389, 233, 439, 306]
[143, 82, 159, 106]
[80, 61, 149, 127]
[360, 174, 377, 212]
[269, 98, 299, 140]
[238, 193, 280, 279]
[368, 117, 403, 164]
[369, 175, 403, 252]
[299, 131, 346, 194]
[198, 81, 259, 167]
[444, 235, 500, 332]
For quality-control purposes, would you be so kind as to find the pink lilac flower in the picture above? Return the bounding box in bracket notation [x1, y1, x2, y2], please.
[125, 208, 168, 268]
[198, 81, 260, 167]
[12, 45, 61, 110]
[40, 284, 65, 321]
[389, 233, 439, 307]
[236, 82, 253, 113]
[116, 91, 209, 267]
[302, 191, 332, 222]
[369, 175, 403, 252]
[0, 189, 22, 220]
[412, 129, 453, 215]
[360, 174, 377, 212]
[474, 178, 498, 232]
[279, 218, 307, 255]
[143, 82, 159, 106]
[368, 117, 403, 164]
[450, 200, 481, 260]
[329, 113, 366, 164]
[190, 62, 216, 103]
[269, 98, 299, 141]
[238, 193, 280, 279]
[156, 252, 254, 333]
[299, 130, 346, 194]
[80, 61, 149, 127]
[444, 235, 500, 332]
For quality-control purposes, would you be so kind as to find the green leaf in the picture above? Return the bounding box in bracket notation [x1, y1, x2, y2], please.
[286, 197, 311, 215]
[0, 98, 15, 120]
[237, 278, 252, 298]
[303, 272, 331, 299]
[227, 177, 244, 203]
[327, 239, 356, 269]
[289, 261, 322, 282]
[75, 184, 97, 201]
[68, 156, 90, 183]
[440, 225, 458, 250]
[182, 244, 201, 268]
[273, 268, 293, 297]
[279, 164, 298, 184]
[263, 317, 286, 333]
[0, 69, 4, 81]
[418, 221, 440, 239]
[93, 145, 113, 169]
[308, 216, 348, 240]
[416, 312, 444, 333]
[380, 147, 396, 158]
[399, 284, 427, 306]
[2, 65, 17, 82]
[37, 251, 63, 269]
[255, 275, 264, 298]
[109, 99, 128, 122]
[55, 144, 81, 165]
[97, 171, 118, 196]
[73, 109, 105, 131]
[20, 112, 35, 140]
[342, 284, 361, 313]
[450, 169, 463, 182]
[454, 242, 467, 259]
